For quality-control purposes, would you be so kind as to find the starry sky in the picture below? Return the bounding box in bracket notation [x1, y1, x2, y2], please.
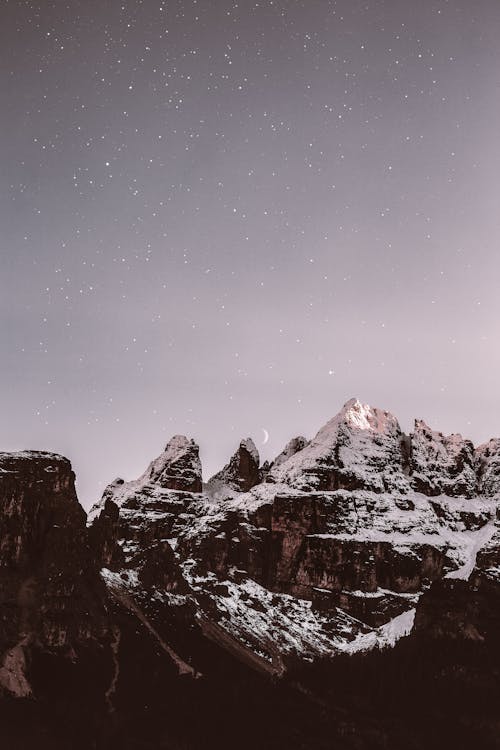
[2, 0, 500, 508]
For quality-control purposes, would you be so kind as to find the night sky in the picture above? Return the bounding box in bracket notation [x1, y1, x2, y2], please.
[2, 0, 500, 508]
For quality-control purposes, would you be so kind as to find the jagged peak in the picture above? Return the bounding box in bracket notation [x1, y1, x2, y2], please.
[410, 418, 477, 498]
[142, 435, 201, 489]
[271, 436, 309, 469]
[267, 398, 405, 492]
[164, 434, 196, 452]
[475, 438, 500, 497]
[412, 418, 470, 448]
[159, 434, 200, 465]
[316, 398, 401, 441]
[344, 398, 399, 432]
[207, 437, 260, 493]
[239, 437, 259, 466]
[144, 436, 197, 476]
[476, 437, 500, 455]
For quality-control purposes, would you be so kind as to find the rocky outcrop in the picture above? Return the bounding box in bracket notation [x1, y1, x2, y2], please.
[270, 494, 446, 598]
[412, 530, 500, 647]
[0, 451, 110, 698]
[476, 524, 500, 581]
[0, 451, 84, 568]
[88, 497, 124, 568]
[270, 436, 309, 469]
[139, 435, 203, 492]
[207, 438, 260, 493]
[409, 420, 477, 497]
[99, 435, 203, 503]
[476, 438, 500, 497]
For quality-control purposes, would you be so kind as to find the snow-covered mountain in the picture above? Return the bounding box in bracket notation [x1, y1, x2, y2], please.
[87, 397, 500, 666]
[1, 399, 500, 749]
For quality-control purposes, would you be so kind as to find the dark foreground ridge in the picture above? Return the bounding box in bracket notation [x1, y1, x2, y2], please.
[1, 399, 500, 749]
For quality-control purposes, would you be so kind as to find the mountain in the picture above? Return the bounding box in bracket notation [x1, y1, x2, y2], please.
[1, 399, 500, 749]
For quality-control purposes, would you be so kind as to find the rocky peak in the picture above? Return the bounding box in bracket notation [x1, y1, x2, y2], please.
[99, 436, 203, 507]
[335, 397, 400, 433]
[476, 439, 500, 497]
[269, 398, 408, 493]
[270, 436, 309, 469]
[144, 435, 203, 492]
[207, 437, 260, 493]
[410, 419, 477, 497]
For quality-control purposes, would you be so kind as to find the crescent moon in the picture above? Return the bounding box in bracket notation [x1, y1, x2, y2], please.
[261, 428, 269, 445]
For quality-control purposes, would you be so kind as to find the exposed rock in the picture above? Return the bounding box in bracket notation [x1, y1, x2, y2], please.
[475, 522, 500, 581]
[140, 435, 203, 492]
[91, 436, 203, 520]
[476, 438, 500, 497]
[0, 451, 111, 697]
[0, 642, 31, 697]
[270, 436, 309, 469]
[258, 459, 271, 483]
[413, 573, 500, 642]
[269, 493, 447, 598]
[208, 437, 260, 493]
[0, 451, 84, 568]
[409, 419, 477, 497]
[88, 497, 125, 568]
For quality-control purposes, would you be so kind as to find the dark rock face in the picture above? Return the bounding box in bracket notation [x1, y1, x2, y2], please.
[476, 525, 500, 578]
[413, 576, 499, 642]
[0, 451, 83, 567]
[207, 437, 260, 492]
[275, 532, 445, 597]
[88, 497, 124, 568]
[0, 452, 110, 698]
[268, 494, 446, 598]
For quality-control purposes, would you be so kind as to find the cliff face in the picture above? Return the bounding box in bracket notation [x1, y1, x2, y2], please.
[1, 400, 500, 749]
[0, 452, 110, 699]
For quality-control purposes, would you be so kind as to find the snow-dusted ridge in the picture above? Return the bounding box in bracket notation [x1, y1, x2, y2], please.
[89, 398, 500, 667]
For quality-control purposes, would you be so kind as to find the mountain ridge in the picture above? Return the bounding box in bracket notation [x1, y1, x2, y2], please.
[1, 397, 500, 748]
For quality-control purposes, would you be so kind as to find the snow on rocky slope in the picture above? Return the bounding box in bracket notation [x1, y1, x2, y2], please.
[89, 399, 500, 672]
[268, 398, 410, 493]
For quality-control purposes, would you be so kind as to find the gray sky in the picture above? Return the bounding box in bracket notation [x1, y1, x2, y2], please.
[1, 0, 500, 508]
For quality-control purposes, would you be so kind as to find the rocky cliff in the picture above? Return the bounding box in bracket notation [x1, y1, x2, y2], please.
[0, 452, 109, 697]
[1, 399, 500, 749]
